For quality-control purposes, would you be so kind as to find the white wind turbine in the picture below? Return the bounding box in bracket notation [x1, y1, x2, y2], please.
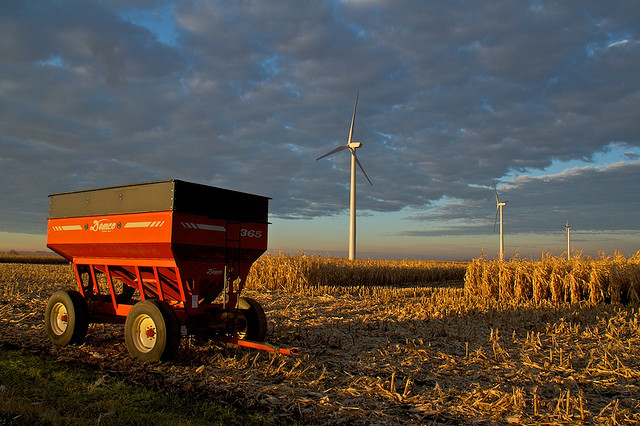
[316, 92, 372, 260]
[493, 181, 508, 261]
[565, 220, 572, 260]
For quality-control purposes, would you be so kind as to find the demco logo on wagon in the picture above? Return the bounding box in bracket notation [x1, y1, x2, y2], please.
[90, 219, 117, 232]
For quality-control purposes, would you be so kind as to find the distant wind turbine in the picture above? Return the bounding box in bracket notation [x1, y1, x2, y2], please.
[316, 92, 372, 260]
[493, 181, 508, 261]
[566, 220, 572, 260]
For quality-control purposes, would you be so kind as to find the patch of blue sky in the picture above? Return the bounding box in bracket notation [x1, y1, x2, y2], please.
[284, 142, 305, 154]
[38, 56, 64, 67]
[607, 39, 630, 49]
[480, 98, 494, 112]
[376, 131, 393, 146]
[586, 31, 633, 56]
[347, 23, 368, 39]
[120, 3, 177, 46]
[260, 56, 280, 77]
[504, 142, 640, 181]
[528, 0, 543, 12]
[284, 81, 301, 98]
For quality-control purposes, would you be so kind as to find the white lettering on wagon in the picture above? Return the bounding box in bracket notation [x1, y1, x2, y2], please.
[180, 222, 226, 232]
[52, 225, 83, 231]
[241, 229, 263, 238]
[124, 221, 165, 229]
[89, 219, 117, 232]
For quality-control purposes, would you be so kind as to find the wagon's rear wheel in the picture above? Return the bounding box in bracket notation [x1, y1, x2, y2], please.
[44, 290, 89, 346]
[236, 297, 267, 342]
[124, 300, 180, 362]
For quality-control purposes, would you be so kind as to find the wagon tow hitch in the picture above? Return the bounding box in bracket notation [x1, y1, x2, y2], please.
[217, 337, 300, 356]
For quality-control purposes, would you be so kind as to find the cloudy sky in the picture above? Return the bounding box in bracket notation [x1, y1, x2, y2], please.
[1, 0, 639, 259]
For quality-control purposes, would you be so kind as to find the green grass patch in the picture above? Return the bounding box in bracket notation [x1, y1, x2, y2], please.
[0, 350, 268, 425]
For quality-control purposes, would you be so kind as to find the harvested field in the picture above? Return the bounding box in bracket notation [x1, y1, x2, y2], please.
[1, 260, 639, 424]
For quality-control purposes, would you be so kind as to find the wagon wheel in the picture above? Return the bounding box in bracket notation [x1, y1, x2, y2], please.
[235, 297, 267, 342]
[124, 300, 181, 362]
[44, 290, 89, 346]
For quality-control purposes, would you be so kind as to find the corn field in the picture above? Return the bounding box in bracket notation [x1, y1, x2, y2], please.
[246, 252, 467, 292]
[0, 252, 67, 265]
[465, 251, 640, 305]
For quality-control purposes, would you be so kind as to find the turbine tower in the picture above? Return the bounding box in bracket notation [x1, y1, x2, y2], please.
[493, 182, 508, 261]
[316, 92, 372, 260]
[565, 220, 572, 260]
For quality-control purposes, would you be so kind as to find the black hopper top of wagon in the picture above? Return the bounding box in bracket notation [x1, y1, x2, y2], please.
[48, 179, 270, 223]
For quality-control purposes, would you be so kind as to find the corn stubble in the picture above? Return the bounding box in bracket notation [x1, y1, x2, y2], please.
[1, 253, 639, 424]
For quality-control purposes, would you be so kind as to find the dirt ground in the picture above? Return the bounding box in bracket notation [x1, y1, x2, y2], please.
[1, 263, 639, 424]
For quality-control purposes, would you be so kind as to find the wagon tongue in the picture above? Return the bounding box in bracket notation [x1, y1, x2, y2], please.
[217, 336, 299, 356]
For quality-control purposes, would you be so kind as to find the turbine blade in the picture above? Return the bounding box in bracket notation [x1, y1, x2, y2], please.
[493, 181, 500, 204]
[353, 152, 372, 185]
[493, 207, 499, 232]
[316, 145, 348, 161]
[347, 92, 359, 145]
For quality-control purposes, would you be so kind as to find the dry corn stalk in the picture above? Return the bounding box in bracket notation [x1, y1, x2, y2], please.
[245, 252, 467, 292]
[464, 251, 640, 306]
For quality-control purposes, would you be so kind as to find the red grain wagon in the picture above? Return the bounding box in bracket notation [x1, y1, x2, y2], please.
[44, 180, 295, 361]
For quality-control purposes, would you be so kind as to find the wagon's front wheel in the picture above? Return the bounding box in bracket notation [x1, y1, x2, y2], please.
[236, 297, 267, 342]
[44, 290, 89, 346]
[124, 300, 180, 362]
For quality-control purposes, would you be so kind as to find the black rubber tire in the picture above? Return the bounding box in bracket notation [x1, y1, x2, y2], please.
[236, 297, 267, 342]
[124, 300, 181, 362]
[44, 290, 89, 346]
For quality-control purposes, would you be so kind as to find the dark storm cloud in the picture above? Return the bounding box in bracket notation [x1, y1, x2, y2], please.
[1, 0, 640, 239]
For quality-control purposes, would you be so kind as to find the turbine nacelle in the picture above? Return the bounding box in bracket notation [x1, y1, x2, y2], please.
[316, 92, 372, 186]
